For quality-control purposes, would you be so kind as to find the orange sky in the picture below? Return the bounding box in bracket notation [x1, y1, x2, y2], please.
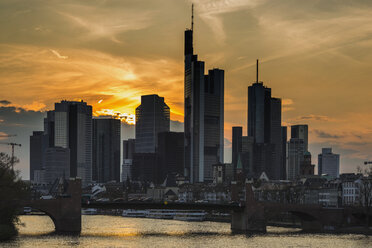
[1, 0, 372, 178]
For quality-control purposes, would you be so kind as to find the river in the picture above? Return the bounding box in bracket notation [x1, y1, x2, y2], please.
[1, 215, 371, 247]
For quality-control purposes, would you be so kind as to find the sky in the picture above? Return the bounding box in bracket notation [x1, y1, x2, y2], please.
[1, 0, 372, 179]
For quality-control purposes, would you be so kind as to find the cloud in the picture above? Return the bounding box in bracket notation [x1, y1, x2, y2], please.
[50, 49, 68, 59]
[313, 129, 343, 139]
[0, 100, 11, 105]
[295, 114, 331, 122]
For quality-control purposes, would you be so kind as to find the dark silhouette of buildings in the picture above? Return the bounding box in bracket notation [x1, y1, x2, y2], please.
[132, 153, 159, 183]
[157, 132, 184, 182]
[29, 131, 46, 180]
[184, 8, 224, 183]
[122, 139, 135, 182]
[318, 148, 340, 178]
[54, 100, 93, 186]
[247, 60, 282, 180]
[44, 147, 70, 184]
[300, 151, 315, 176]
[281, 126, 287, 179]
[92, 117, 121, 183]
[135, 94, 170, 153]
[291, 125, 308, 152]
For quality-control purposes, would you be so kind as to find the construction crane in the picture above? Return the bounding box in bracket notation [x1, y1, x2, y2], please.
[0, 142, 22, 170]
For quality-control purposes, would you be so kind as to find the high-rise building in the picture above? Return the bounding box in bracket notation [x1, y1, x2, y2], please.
[241, 136, 254, 178]
[232, 126, 243, 174]
[132, 153, 159, 183]
[300, 151, 315, 176]
[122, 139, 135, 182]
[287, 138, 305, 180]
[54, 100, 92, 186]
[247, 60, 282, 180]
[44, 147, 70, 184]
[184, 9, 224, 183]
[281, 126, 287, 179]
[291, 125, 308, 152]
[92, 117, 121, 183]
[318, 148, 340, 178]
[123, 139, 135, 160]
[135, 95, 170, 153]
[157, 132, 184, 183]
[30, 131, 46, 181]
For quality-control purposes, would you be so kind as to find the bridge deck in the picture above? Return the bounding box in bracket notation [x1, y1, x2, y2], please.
[82, 202, 244, 212]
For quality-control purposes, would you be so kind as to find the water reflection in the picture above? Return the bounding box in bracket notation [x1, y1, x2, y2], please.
[5, 215, 371, 248]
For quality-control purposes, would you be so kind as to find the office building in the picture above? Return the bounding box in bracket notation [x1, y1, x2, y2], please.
[291, 125, 308, 152]
[184, 12, 224, 183]
[287, 138, 305, 180]
[92, 117, 121, 183]
[157, 132, 184, 183]
[300, 151, 315, 176]
[247, 60, 282, 180]
[122, 139, 135, 182]
[281, 126, 287, 179]
[135, 95, 170, 153]
[232, 126, 242, 174]
[318, 148, 340, 178]
[132, 153, 159, 183]
[54, 100, 93, 186]
[30, 131, 46, 181]
[44, 147, 70, 184]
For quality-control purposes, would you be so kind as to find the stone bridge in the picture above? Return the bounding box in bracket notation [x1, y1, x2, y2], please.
[22, 181, 361, 234]
[23, 178, 81, 234]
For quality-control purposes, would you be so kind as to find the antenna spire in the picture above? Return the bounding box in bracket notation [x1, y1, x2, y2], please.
[191, 4, 194, 31]
[256, 59, 259, 83]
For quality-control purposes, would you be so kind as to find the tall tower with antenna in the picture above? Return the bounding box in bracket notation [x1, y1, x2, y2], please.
[184, 4, 224, 183]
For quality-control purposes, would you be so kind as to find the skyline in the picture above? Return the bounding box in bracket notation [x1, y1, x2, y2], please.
[1, 0, 372, 179]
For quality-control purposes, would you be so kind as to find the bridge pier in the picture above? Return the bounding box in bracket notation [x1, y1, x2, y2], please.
[28, 178, 82, 234]
[231, 183, 267, 234]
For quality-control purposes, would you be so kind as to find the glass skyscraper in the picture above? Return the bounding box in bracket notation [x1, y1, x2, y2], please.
[184, 22, 224, 183]
[135, 94, 170, 153]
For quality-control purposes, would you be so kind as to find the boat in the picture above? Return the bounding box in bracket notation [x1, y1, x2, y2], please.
[82, 208, 97, 215]
[173, 210, 206, 221]
[122, 209, 149, 218]
[146, 209, 176, 219]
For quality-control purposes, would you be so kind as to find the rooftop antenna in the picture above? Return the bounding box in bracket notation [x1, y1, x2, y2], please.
[191, 4, 194, 31]
[256, 59, 259, 83]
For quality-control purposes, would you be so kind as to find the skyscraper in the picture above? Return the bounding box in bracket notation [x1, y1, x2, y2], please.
[232, 126, 243, 174]
[44, 147, 70, 184]
[184, 7, 224, 183]
[318, 148, 340, 178]
[92, 117, 121, 183]
[29, 131, 46, 181]
[122, 139, 135, 182]
[247, 60, 282, 179]
[281, 126, 287, 179]
[135, 94, 170, 153]
[54, 100, 92, 186]
[287, 138, 305, 180]
[157, 132, 184, 182]
[291, 125, 308, 152]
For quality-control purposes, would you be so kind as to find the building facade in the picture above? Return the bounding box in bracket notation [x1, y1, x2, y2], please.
[92, 117, 121, 183]
[135, 95, 170, 153]
[54, 100, 93, 186]
[44, 147, 70, 184]
[287, 138, 305, 180]
[184, 24, 224, 183]
[247, 62, 282, 180]
[318, 148, 340, 178]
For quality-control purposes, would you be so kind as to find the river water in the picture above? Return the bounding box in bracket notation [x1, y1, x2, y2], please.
[1, 215, 371, 248]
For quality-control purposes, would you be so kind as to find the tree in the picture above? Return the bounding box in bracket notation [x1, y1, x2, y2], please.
[357, 166, 372, 228]
[0, 153, 29, 241]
